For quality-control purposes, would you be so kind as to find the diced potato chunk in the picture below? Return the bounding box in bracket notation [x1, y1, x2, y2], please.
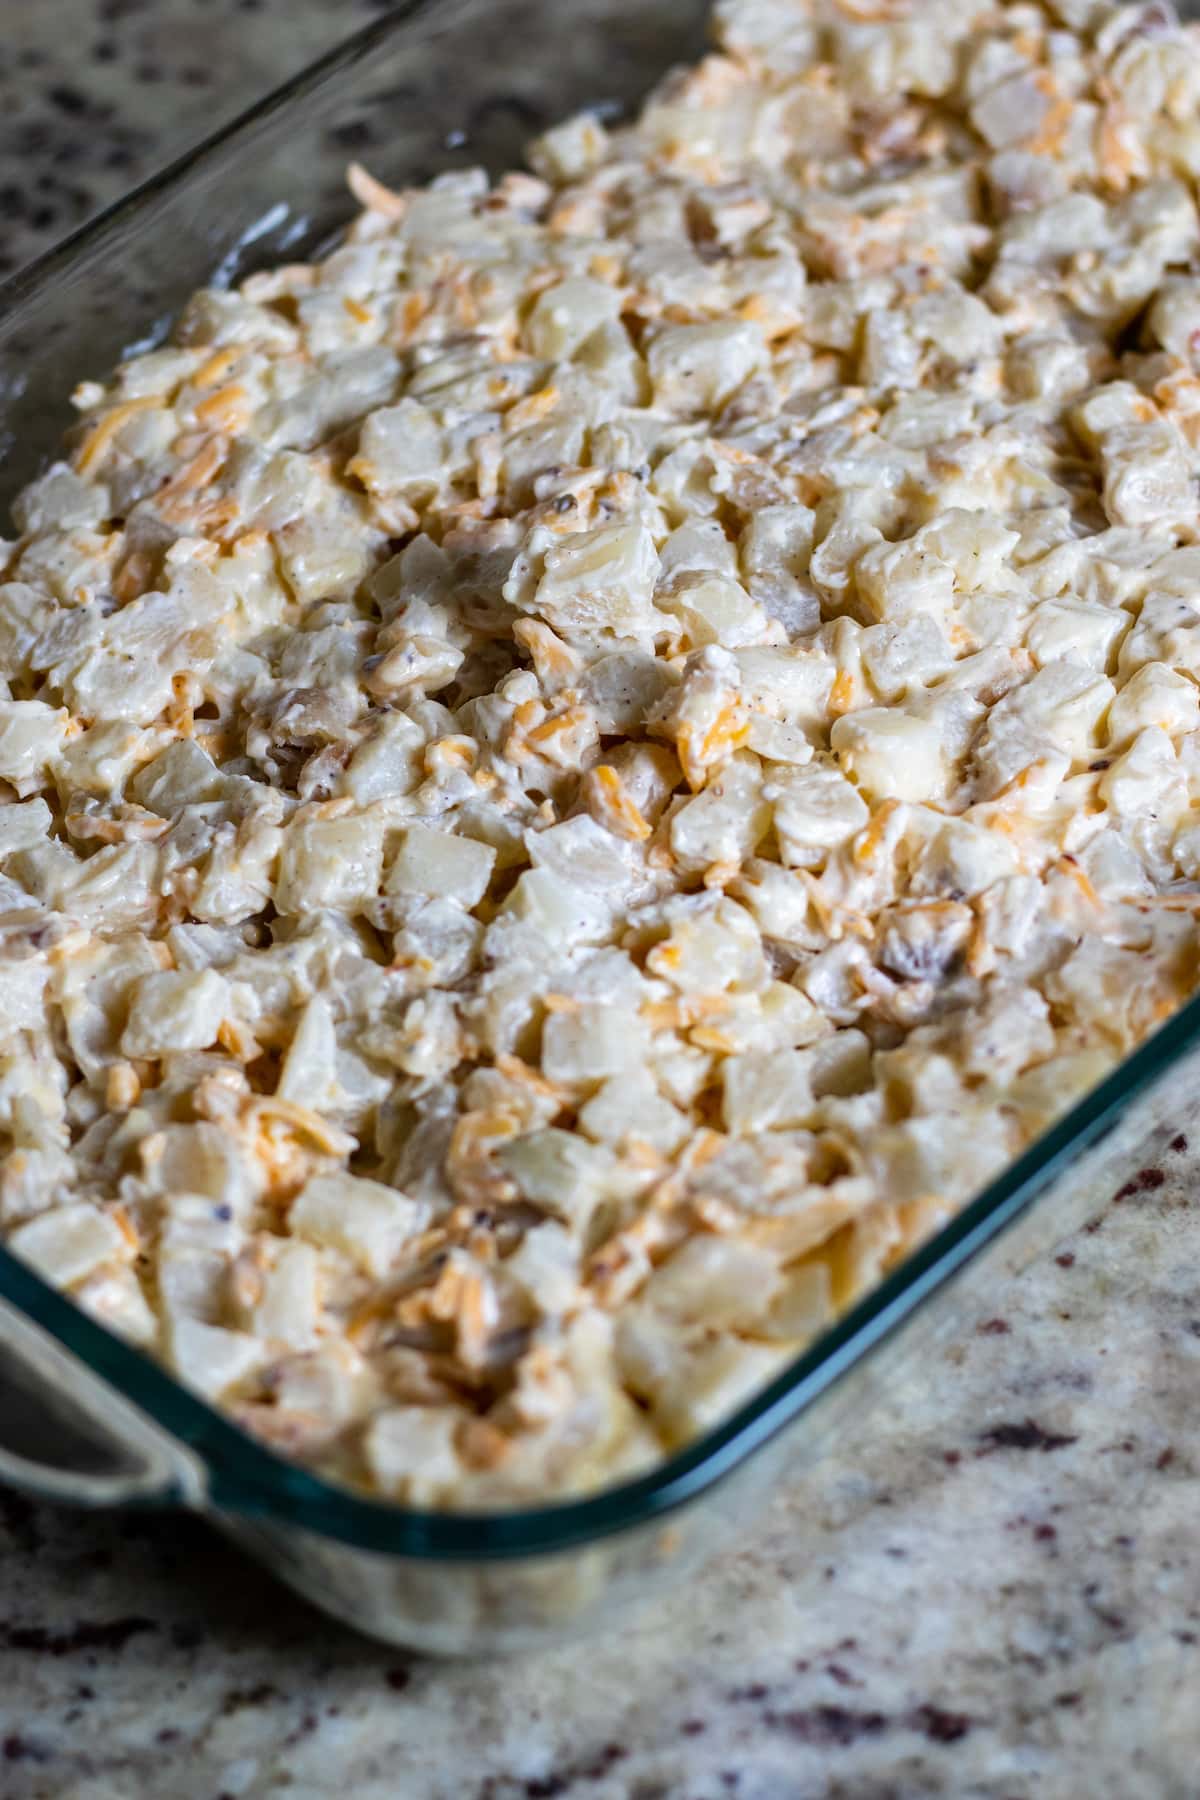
[121, 969, 230, 1058]
[387, 826, 496, 908]
[831, 707, 947, 804]
[290, 1173, 423, 1278]
[275, 812, 385, 914]
[9, 1203, 130, 1288]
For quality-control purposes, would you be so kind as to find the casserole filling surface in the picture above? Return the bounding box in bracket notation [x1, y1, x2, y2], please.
[3, 0, 1200, 1503]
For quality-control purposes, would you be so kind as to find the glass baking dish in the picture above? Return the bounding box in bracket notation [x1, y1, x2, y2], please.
[1, 0, 1198, 1655]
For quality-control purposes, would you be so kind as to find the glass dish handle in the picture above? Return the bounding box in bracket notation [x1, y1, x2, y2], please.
[0, 1295, 205, 1509]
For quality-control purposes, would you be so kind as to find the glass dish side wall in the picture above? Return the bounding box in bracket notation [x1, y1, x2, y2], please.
[1, 0, 1200, 1654]
[227, 1028, 1200, 1651]
[0, 1000, 1191, 1653]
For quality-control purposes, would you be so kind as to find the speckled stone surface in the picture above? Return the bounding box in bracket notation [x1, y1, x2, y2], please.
[2, 5, 1200, 1798]
[0, 0, 379, 283]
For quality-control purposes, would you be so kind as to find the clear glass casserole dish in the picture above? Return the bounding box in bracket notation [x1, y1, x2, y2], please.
[0, 0, 1199, 1654]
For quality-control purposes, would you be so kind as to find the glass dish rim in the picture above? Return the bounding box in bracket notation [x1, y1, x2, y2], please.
[0, 0, 1195, 1563]
[0, 2, 437, 320]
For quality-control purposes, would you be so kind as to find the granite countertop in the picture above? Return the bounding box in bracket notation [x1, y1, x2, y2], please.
[2, 4, 1200, 1797]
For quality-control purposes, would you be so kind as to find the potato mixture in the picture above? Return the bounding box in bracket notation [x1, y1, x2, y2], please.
[3, 0, 1200, 1506]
